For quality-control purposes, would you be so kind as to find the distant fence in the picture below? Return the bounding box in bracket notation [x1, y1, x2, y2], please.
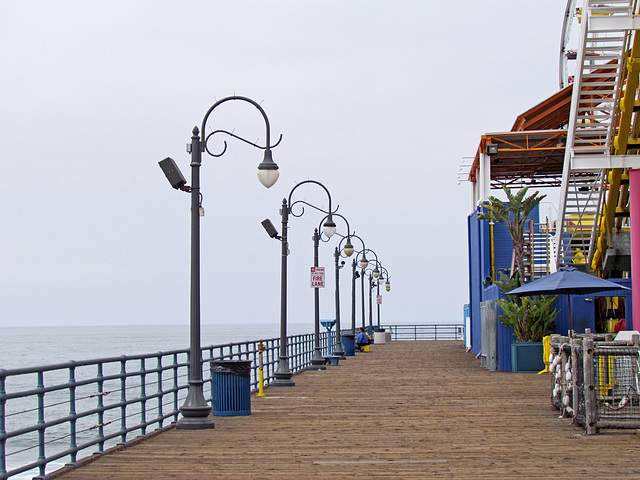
[381, 324, 465, 341]
[0, 332, 328, 480]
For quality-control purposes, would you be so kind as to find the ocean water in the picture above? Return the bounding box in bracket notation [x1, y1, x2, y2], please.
[0, 322, 310, 371]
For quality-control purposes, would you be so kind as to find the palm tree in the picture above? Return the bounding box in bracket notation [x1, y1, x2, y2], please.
[478, 186, 545, 286]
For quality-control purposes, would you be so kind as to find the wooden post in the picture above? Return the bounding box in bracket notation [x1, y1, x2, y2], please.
[550, 336, 559, 403]
[583, 337, 597, 435]
[571, 337, 580, 420]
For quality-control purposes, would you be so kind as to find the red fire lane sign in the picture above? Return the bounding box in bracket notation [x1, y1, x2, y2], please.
[310, 267, 325, 288]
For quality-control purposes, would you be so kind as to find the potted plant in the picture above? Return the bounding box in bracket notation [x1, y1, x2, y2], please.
[494, 272, 558, 372]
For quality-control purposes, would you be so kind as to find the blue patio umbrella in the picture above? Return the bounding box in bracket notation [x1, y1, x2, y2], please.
[508, 267, 629, 335]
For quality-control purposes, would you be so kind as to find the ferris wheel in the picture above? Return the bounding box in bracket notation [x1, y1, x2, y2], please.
[559, 0, 579, 89]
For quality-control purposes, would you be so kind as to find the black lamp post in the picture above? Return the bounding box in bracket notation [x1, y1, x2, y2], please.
[159, 96, 280, 429]
[369, 261, 390, 327]
[261, 180, 337, 385]
[365, 270, 375, 334]
[337, 233, 365, 337]
[354, 248, 379, 334]
[313, 213, 353, 361]
[379, 265, 391, 324]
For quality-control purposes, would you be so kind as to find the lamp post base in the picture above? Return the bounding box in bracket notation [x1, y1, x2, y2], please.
[176, 380, 215, 430]
[176, 415, 216, 430]
[271, 356, 295, 387]
[332, 345, 345, 358]
[306, 360, 327, 370]
[307, 348, 327, 370]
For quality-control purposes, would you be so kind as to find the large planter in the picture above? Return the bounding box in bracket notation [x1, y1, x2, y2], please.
[511, 342, 544, 373]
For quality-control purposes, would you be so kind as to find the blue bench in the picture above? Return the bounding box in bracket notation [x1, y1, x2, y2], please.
[323, 355, 341, 366]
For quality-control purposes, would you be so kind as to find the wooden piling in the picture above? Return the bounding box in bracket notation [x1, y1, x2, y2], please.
[583, 336, 597, 435]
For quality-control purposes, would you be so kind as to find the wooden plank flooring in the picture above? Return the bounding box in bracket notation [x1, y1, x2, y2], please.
[53, 341, 640, 479]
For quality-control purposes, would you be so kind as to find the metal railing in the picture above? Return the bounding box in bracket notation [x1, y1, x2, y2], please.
[382, 324, 465, 341]
[0, 332, 326, 480]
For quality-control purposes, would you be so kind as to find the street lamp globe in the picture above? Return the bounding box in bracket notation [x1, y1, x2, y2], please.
[257, 149, 279, 188]
[385, 281, 391, 292]
[343, 238, 355, 257]
[359, 256, 369, 269]
[373, 266, 380, 278]
[322, 216, 337, 238]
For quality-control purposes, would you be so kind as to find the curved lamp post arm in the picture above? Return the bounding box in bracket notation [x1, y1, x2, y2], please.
[355, 247, 378, 272]
[318, 212, 352, 249]
[336, 232, 356, 258]
[199, 96, 281, 187]
[287, 180, 337, 233]
[360, 249, 381, 278]
[377, 265, 390, 284]
[201, 95, 279, 153]
[287, 179, 334, 211]
[371, 262, 391, 292]
[290, 200, 331, 219]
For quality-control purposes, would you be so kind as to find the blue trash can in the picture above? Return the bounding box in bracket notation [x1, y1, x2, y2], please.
[209, 360, 252, 416]
[341, 333, 355, 356]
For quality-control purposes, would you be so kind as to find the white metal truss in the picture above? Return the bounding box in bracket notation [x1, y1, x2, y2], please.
[556, 0, 634, 268]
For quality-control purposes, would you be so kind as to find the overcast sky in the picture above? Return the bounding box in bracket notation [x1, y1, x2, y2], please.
[0, 1, 569, 330]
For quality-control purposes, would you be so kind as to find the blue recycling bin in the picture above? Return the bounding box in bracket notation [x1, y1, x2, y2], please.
[341, 333, 356, 356]
[209, 360, 252, 416]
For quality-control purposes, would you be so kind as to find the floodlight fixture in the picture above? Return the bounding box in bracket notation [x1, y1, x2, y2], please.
[261, 219, 280, 239]
[159, 157, 188, 190]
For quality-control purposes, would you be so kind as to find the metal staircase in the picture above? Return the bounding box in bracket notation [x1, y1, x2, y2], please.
[556, 0, 633, 268]
[532, 221, 552, 278]
[513, 220, 553, 282]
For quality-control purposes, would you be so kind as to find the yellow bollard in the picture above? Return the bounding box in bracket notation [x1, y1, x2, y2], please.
[257, 341, 266, 397]
[538, 335, 551, 374]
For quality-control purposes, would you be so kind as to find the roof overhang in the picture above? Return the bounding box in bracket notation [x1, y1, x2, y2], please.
[470, 130, 567, 188]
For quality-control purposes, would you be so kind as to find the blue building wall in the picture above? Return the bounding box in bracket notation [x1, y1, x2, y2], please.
[468, 208, 490, 354]
[551, 278, 633, 335]
[492, 218, 514, 281]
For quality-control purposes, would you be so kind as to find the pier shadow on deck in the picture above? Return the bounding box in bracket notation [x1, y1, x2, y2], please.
[54, 341, 640, 479]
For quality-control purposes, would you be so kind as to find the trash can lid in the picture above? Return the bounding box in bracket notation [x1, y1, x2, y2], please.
[209, 359, 252, 378]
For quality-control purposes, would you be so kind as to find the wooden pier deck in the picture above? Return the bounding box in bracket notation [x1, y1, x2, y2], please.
[55, 341, 640, 479]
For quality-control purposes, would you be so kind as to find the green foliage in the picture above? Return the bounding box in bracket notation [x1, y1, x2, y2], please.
[493, 271, 558, 343]
[477, 186, 546, 286]
[495, 293, 558, 343]
[494, 271, 521, 295]
[528, 295, 559, 342]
